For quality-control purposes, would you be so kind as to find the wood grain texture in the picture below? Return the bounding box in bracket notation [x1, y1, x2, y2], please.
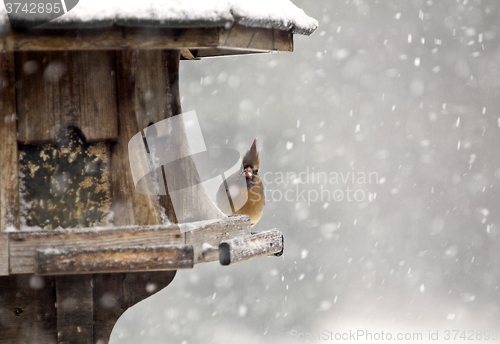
[1, 27, 219, 51]
[56, 274, 93, 344]
[93, 271, 176, 343]
[8, 216, 249, 274]
[0, 232, 8, 276]
[0, 274, 57, 344]
[15, 51, 118, 144]
[273, 29, 293, 52]
[193, 48, 267, 58]
[35, 245, 194, 275]
[0, 26, 294, 56]
[219, 229, 283, 266]
[0, 52, 19, 232]
[111, 50, 177, 226]
[9, 223, 184, 274]
[219, 24, 274, 51]
[159, 52, 226, 224]
[248, 28, 275, 50]
[185, 215, 251, 263]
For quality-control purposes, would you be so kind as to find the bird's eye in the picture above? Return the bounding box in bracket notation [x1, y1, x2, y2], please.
[254, 169, 259, 174]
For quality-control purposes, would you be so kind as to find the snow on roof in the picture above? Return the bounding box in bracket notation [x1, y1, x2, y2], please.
[0, 0, 318, 35]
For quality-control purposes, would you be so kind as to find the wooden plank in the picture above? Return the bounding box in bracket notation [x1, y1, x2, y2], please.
[0, 274, 57, 344]
[194, 48, 269, 58]
[0, 52, 19, 232]
[216, 24, 293, 53]
[273, 29, 293, 52]
[0, 26, 293, 54]
[1, 27, 219, 51]
[35, 244, 194, 275]
[9, 224, 184, 274]
[16, 51, 118, 144]
[0, 232, 8, 276]
[219, 24, 274, 51]
[56, 274, 93, 344]
[158, 51, 226, 224]
[93, 271, 176, 343]
[248, 28, 275, 50]
[219, 229, 283, 266]
[185, 215, 251, 263]
[112, 50, 177, 226]
[8, 216, 249, 274]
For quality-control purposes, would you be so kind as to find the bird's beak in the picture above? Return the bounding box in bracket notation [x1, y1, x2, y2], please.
[244, 166, 253, 179]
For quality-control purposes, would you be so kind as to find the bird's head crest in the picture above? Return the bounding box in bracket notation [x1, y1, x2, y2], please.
[242, 139, 260, 169]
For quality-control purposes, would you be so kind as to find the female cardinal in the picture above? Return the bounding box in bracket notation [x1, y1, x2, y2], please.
[216, 139, 265, 227]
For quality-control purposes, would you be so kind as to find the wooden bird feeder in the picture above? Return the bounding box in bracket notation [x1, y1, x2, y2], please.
[0, 1, 317, 343]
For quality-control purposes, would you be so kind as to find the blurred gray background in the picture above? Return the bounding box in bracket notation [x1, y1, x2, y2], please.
[113, 0, 500, 343]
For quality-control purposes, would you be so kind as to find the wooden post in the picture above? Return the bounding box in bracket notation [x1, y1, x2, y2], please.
[112, 50, 179, 225]
[0, 52, 19, 233]
[56, 275, 94, 344]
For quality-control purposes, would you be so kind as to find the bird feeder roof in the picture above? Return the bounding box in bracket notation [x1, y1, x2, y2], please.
[45, 0, 316, 35]
[0, 0, 317, 54]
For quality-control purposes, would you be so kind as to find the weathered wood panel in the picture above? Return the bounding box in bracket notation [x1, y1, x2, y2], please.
[0, 232, 8, 276]
[93, 271, 176, 343]
[0, 274, 57, 344]
[185, 215, 251, 263]
[0, 26, 294, 57]
[193, 48, 267, 58]
[1, 27, 219, 51]
[9, 224, 184, 274]
[273, 29, 293, 52]
[219, 229, 283, 266]
[0, 52, 19, 232]
[112, 50, 177, 226]
[35, 245, 193, 275]
[56, 274, 93, 344]
[157, 52, 226, 224]
[220, 24, 264, 49]
[248, 28, 275, 50]
[8, 216, 249, 274]
[15, 51, 118, 144]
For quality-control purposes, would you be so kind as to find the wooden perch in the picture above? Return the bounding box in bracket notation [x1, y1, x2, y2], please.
[1, 215, 253, 275]
[185, 215, 252, 264]
[34, 245, 194, 275]
[219, 229, 284, 266]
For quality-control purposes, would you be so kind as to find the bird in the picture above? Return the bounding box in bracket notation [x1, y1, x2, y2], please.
[216, 139, 265, 227]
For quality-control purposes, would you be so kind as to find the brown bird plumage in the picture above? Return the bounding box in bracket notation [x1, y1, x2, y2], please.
[216, 139, 265, 226]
